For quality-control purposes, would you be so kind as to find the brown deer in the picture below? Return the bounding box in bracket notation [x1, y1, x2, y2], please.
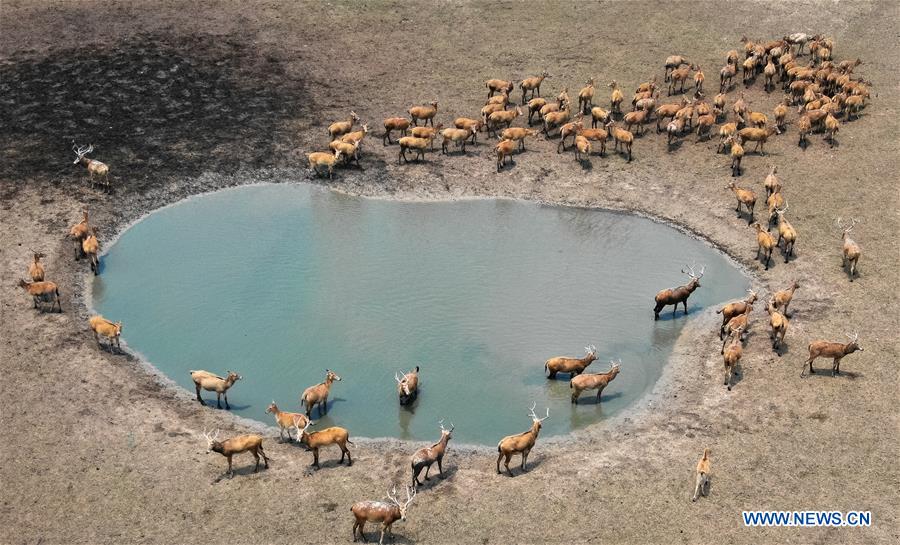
[72, 144, 110, 190]
[766, 299, 788, 352]
[570, 360, 621, 403]
[722, 327, 743, 390]
[836, 217, 862, 281]
[716, 288, 757, 339]
[725, 181, 757, 224]
[691, 448, 711, 502]
[721, 305, 752, 353]
[411, 420, 453, 488]
[772, 281, 799, 316]
[28, 251, 45, 281]
[544, 345, 597, 379]
[69, 209, 91, 259]
[190, 370, 242, 409]
[18, 279, 62, 312]
[296, 419, 353, 468]
[395, 366, 420, 405]
[89, 315, 122, 351]
[202, 429, 269, 479]
[752, 222, 776, 270]
[496, 402, 549, 476]
[265, 401, 309, 442]
[802, 333, 863, 377]
[301, 369, 342, 417]
[653, 264, 704, 320]
[351, 486, 416, 545]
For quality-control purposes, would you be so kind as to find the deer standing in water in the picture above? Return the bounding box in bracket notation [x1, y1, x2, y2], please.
[544, 345, 597, 379]
[653, 264, 705, 320]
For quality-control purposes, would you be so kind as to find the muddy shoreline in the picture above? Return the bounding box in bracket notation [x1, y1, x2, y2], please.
[2, 1, 898, 544]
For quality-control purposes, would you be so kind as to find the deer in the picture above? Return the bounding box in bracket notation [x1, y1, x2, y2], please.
[411, 420, 453, 488]
[520, 71, 550, 104]
[608, 80, 624, 113]
[606, 122, 633, 162]
[72, 144, 110, 190]
[496, 402, 549, 476]
[82, 227, 100, 275]
[722, 327, 743, 391]
[725, 181, 756, 224]
[578, 77, 595, 113]
[716, 288, 757, 339]
[301, 369, 342, 417]
[653, 264, 704, 320]
[802, 333, 863, 377]
[28, 251, 45, 281]
[69, 209, 91, 259]
[265, 401, 309, 442]
[351, 485, 416, 545]
[89, 315, 122, 351]
[296, 419, 353, 468]
[189, 370, 241, 409]
[763, 165, 781, 197]
[836, 217, 862, 281]
[720, 305, 752, 353]
[18, 279, 62, 312]
[328, 111, 360, 138]
[202, 429, 269, 479]
[766, 299, 788, 352]
[772, 281, 800, 316]
[691, 448, 711, 502]
[773, 204, 797, 262]
[395, 366, 420, 405]
[752, 222, 776, 270]
[544, 345, 597, 379]
[570, 360, 621, 404]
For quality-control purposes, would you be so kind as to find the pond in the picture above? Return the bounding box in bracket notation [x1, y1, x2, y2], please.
[91, 183, 747, 445]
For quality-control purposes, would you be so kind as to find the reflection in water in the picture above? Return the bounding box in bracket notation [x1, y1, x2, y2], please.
[92, 184, 747, 444]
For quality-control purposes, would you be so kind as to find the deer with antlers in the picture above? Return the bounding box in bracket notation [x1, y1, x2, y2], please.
[202, 429, 269, 479]
[570, 359, 621, 404]
[351, 485, 416, 545]
[544, 344, 597, 379]
[836, 217, 862, 281]
[653, 264, 704, 320]
[802, 333, 863, 377]
[497, 402, 549, 476]
[72, 144, 110, 190]
[395, 366, 419, 406]
[411, 420, 453, 488]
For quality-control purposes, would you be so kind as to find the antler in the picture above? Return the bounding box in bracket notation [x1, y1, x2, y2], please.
[404, 485, 416, 507]
[387, 486, 401, 506]
[846, 332, 859, 343]
[395, 371, 405, 384]
[584, 344, 597, 355]
[527, 401, 538, 419]
[682, 262, 697, 278]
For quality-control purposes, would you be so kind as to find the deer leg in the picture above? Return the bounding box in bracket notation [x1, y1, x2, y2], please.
[227, 455, 234, 478]
[437, 457, 444, 476]
[253, 449, 261, 472]
[312, 448, 319, 468]
[683, 299, 689, 315]
[833, 357, 841, 376]
[496, 452, 503, 474]
[260, 444, 269, 468]
[692, 473, 703, 502]
[340, 445, 346, 464]
[195, 384, 204, 404]
[505, 453, 514, 476]
[224, 392, 230, 410]
[522, 448, 531, 471]
[216, 392, 222, 409]
[379, 525, 386, 545]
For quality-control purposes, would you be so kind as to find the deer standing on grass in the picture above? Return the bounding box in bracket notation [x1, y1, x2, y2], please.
[351, 486, 416, 545]
[202, 429, 269, 479]
[296, 419, 353, 468]
[395, 366, 420, 405]
[411, 420, 453, 488]
[69, 209, 91, 259]
[691, 448, 711, 501]
[653, 264, 704, 320]
[89, 315, 122, 351]
[836, 217, 862, 281]
[544, 345, 597, 379]
[772, 281, 799, 316]
[301, 369, 342, 417]
[265, 401, 309, 442]
[717, 288, 757, 339]
[766, 299, 788, 352]
[190, 370, 241, 409]
[18, 279, 61, 312]
[722, 327, 743, 390]
[570, 360, 621, 404]
[28, 251, 45, 281]
[802, 333, 863, 377]
[496, 402, 549, 476]
[72, 144, 110, 190]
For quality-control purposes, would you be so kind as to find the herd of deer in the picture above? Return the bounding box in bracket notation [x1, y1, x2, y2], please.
[17, 33, 873, 542]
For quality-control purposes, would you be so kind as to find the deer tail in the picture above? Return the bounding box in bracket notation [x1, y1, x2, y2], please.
[715, 308, 723, 314]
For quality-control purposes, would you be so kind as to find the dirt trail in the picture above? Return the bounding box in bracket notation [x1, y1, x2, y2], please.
[1, 1, 898, 544]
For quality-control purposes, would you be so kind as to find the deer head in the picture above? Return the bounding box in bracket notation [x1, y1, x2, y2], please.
[386, 485, 416, 520]
[72, 143, 94, 164]
[681, 263, 706, 286]
[202, 429, 221, 453]
[527, 402, 550, 429]
[845, 332, 863, 353]
[395, 371, 411, 396]
[325, 369, 342, 382]
[438, 419, 455, 439]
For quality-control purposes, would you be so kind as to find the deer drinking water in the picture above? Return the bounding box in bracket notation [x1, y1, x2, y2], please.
[653, 264, 704, 320]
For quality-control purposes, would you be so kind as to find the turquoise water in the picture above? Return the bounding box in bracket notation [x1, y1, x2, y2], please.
[91, 183, 747, 444]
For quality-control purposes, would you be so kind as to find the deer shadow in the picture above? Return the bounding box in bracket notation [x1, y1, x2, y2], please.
[803, 368, 864, 381]
[579, 159, 593, 171]
[571, 390, 624, 405]
[212, 462, 270, 483]
[198, 398, 251, 411]
[499, 453, 546, 477]
[413, 464, 458, 492]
